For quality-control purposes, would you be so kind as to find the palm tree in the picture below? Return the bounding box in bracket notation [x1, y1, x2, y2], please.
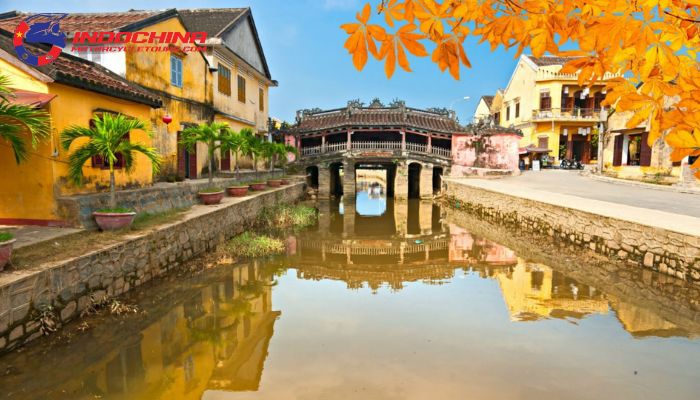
[242, 129, 264, 179]
[179, 122, 232, 187]
[220, 129, 250, 180]
[278, 142, 298, 177]
[0, 74, 50, 163]
[60, 113, 161, 210]
[261, 140, 277, 173]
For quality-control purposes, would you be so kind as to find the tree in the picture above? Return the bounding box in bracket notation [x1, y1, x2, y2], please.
[341, 1, 700, 177]
[278, 142, 299, 176]
[180, 122, 232, 187]
[220, 129, 248, 180]
[0, 74, 50, 164]
[61, 113, 161, 209]
[241, 129, 264, 178]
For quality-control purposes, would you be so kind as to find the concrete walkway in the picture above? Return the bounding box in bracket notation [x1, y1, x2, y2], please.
[498, 170, 700, 218]
[446, 174, 700, 237]
[0, 225, 83, 250]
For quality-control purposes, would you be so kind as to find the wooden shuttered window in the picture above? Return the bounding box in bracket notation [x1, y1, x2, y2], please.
[612, 134, 624, 166]
[259, 88, 264, 111]
[237, 75, 246, 103]
[538, 136, 548, 149]
[639, 131, 652, 167]
[218, 64, 231, 95]
[540, 91, 551, 109]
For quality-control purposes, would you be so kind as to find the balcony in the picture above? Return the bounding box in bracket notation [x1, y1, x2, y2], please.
[531, 108, 604, 122]
[299, 141, 451, 159]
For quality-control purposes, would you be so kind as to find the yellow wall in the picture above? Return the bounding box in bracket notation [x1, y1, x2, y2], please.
[212, 53, 270, 133]
[0, 58, 154, 223]
[125, 17, 212, 177]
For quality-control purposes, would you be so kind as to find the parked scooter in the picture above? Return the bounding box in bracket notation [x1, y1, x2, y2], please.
[559, 158, 584, 170]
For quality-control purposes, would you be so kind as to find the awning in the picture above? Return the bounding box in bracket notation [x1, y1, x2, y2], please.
[519, 146, 552, 155]
[8, 90, 56, 107]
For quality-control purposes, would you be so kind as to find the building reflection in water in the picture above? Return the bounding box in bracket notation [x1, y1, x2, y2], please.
[295, 180, 695, 338]
[2, 180, 697, 400]
[2, 262, 281, 400]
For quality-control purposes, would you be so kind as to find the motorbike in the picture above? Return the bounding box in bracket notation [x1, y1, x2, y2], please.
[559, 158, 584, 170]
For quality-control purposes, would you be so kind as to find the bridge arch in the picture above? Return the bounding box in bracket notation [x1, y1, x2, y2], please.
[408, 162, 422, 199]
[329, 162, 344, 197]
[306, 165, 319, 189]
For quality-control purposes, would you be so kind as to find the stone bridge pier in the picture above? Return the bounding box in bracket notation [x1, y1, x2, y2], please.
[312, 158, 441, 200]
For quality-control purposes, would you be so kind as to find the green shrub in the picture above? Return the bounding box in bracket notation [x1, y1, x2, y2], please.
[0, 232, 14, 242]
[96, 207, 133, 213]
[199, 187, 223, 193]
[227, 232, 284, 258]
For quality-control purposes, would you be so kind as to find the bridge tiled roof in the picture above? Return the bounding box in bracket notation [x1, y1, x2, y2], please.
[294, 106, 469, 135]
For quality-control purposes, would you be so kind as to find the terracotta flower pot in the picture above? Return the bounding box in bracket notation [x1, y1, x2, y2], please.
[267, 179, 282, 187]
[0, 238, 15, 271]
[280, 179, 290, 185]
[93, 212, 136, 231]
[227, 186, 249, 197]
[199, 191, 224, 205]
[249, 183, 267, 191]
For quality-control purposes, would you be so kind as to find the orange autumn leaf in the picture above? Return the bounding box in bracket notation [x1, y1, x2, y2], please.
[339, 0, 700, 172]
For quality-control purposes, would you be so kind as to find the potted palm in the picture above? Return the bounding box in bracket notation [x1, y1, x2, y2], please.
[245, 132, 267, 191]
[0, 231, 15, 271]
[220, 129, 249, 197]
[61, 113, 161, 230]
[278, 142, 298, 185]
[180, 122, 231, 205]
[261, 141, 282, 187]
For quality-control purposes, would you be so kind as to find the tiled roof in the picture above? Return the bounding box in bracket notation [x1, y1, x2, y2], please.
[525, 55, 581, 67]
[0, 10, 172, 34]
[295, 106, 467, 134]
[0, 30, 162, 107]
[481, 95, 494, 107]
[179, 8, 247, 37]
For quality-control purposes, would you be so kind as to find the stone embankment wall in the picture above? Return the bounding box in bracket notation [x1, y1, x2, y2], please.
[444, 180, 700, 284]
[0, 183, 304, 354]
[57, 171, 284, 228]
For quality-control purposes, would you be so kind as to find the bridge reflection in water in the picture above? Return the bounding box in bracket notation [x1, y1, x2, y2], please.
[1, 182, 699, 399]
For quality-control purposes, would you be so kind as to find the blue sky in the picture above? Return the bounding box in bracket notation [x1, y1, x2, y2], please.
[2, 0, 522, 123]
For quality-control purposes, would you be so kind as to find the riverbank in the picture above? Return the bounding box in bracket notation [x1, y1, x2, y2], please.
[444, 177, 700, 283]
[0, 182, 305, 354]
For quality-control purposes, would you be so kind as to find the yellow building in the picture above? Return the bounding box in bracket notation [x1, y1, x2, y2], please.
[1, 8, 276, 179]
[179, 8, 278, 171]
[0, 30, 161, 225]
[601, 107, 698, 185]
[481, 55, 616, 165]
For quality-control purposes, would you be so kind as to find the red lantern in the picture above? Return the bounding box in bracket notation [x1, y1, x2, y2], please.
[162, 114, 173, 124]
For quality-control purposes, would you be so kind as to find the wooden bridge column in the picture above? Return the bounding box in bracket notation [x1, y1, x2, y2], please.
[343, 160, 356, 199]
[401, 130, 406, 152]
[318, 164, 330, 198]
[347, 130, 352, 150]
[419, 163, 434, 199]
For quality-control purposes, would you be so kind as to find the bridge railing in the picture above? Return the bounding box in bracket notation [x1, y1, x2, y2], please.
[299, 141, 452, 158]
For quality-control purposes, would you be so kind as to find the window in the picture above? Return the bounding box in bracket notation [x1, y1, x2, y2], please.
[540, 90, 551, 110]
[218, 64, 231, 95]
[506, 105, 510, 121]
[538, 136, 549, 149]
[259, 88, 264, 111]
[170, 55, 183, 88]
[237, 75, 246, 103]
[515, 100, 520, 118]
[493, 112, 500, 125]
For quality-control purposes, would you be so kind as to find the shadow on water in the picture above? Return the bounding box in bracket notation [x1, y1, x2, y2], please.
[1, 178, 699, 399]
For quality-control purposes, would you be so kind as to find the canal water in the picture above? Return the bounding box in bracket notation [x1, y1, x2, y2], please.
[1, 180, 700, 399]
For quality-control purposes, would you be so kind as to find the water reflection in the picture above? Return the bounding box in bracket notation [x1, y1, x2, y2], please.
[1, 180, 700, 399]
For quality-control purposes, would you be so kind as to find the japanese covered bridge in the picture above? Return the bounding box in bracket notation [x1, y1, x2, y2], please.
[289, 102, 521, 199]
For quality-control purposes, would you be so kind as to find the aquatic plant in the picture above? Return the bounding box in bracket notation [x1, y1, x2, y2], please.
[256, 204, 318, 232]
[228, 232, 285, 258]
